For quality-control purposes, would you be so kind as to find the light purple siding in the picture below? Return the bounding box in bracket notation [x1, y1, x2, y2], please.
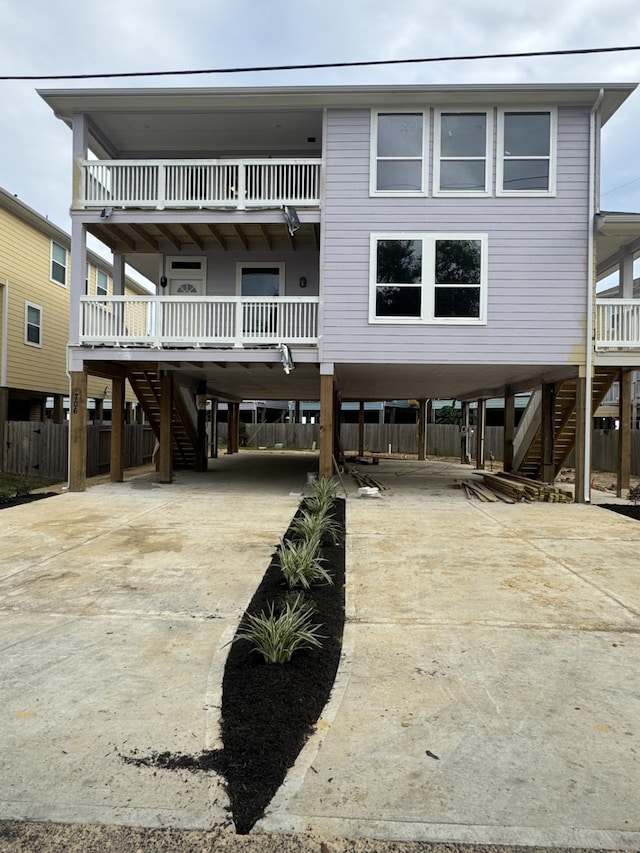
[320, 106, 590, 365]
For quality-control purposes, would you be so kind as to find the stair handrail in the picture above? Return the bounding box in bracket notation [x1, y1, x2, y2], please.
[173, 382, 199, 443]
[512, 387, 542, 471]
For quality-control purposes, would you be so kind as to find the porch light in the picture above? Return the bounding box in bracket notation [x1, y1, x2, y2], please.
[283, 205, 300, 236]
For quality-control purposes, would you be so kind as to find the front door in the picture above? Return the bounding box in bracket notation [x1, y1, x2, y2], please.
[238, 263, 284, 339]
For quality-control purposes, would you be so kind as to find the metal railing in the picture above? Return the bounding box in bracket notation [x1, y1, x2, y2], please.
[595, 299, 640, 348]
[79, 295, 319, 347]
[81, 158, 322, 209]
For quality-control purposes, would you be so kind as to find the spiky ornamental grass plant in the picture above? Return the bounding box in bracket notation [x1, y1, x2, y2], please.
[306, 476, 338, 515]
[233, 594, 324, 664]
[290, 507, 342, 546]
[278, 537, 333, 589]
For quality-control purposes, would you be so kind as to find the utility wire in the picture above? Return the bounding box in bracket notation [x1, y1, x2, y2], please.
[1, 44, 640, 82]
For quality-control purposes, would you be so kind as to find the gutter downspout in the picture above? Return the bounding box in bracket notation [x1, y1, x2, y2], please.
[584, 88, 605, 503]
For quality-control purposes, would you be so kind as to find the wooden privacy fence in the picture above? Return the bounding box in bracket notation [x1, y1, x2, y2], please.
[4, 422, 639, 480]
[237, 422, 640, 475]
[238, 422, 504, 459]
[3, 422, 156, 481]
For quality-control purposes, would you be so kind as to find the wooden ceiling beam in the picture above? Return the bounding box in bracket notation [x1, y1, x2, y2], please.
[231, 224, 250, 251]
[204, 223, 227, 250]
[86, 225, 118, 253]
[157, 224, 183, 251]
[259, 224, 272, 250]
[180, 224, 204, 251]
[130, 224, 158, 251]
[109, 225, 137, 252]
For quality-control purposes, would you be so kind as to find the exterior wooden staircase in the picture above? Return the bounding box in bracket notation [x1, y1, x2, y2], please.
[513, 368, 618, 480]
[126, 368, 199, 469]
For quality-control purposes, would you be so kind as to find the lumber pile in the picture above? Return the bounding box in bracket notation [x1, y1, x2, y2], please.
[346, 463, 386, 491]
[461, 470, 573, 503]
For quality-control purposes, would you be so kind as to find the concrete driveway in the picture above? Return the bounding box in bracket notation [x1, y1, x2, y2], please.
[1, 453, 638, 850]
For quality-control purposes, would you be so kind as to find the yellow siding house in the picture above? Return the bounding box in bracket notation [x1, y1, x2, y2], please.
[0, 187, 147, 447]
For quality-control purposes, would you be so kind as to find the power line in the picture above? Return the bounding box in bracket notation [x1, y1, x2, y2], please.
[1, 44, 640, 82]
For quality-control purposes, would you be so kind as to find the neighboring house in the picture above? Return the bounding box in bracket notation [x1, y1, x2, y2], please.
[0, 187, 148, 462]
[39, 83, 640, 499]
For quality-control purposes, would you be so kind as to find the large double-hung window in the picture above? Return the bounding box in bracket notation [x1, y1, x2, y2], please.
[370, 234, 487, 324]
[497, 109, 556, 195]
[372, 112, 425, 194]
[434, 111, 491, 195]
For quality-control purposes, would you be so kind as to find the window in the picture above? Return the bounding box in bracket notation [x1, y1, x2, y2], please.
[236, 263, 284, 296]
[434, 111, 491, 195]
[497, 109, 556, 195]
[370, 234, 487, 324]
[372, 112, 425, 194]
[51, 241, 67, 285]
[96, 269, 109, 296]
[25, 302, 42, 346]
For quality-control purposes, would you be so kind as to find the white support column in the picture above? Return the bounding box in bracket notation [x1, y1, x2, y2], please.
[621, 250, 634, 299]
[112, 253, 126, 296]
[70, 218, 87, 346]
[71, 113, 89, 209]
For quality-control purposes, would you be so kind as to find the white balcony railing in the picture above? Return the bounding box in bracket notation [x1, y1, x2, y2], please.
[595, 299, 640, 349]
[79, 296, 319, 348]
[80, 158, 322, 210]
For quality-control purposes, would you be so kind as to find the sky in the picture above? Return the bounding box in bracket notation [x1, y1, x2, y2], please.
[1, 0, 640, 244]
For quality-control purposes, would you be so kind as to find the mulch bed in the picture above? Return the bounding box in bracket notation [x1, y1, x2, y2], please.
[597, 503, 640, 521]
[124, 497, 346, 834]
[0, 492, 58, 510]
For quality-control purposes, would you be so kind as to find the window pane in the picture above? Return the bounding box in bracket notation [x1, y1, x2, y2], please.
[97, 270, 108, 294]
[171, 261, 202, 270]
[503, 159, 549, 191]
[377, 240, 422, 284]
[51, 261, 65, 284]
[440, 160, 486, 191]
[504, 112, 550, 156]
[377, 113, 422, 157]
[52, 242, 66, 264]
[435, 240, 481, 284]
[376, 160, 422, 192]
[241, 267, 280, 296]
[27, 306, 40, 325]
[434, 287, 481, 318]
[441, 113, 486, 157]
[376, 286, 421, 317]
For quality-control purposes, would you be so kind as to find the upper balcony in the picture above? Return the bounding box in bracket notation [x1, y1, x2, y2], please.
[595, 299, 640, 350]
[78, 158, 322, 211]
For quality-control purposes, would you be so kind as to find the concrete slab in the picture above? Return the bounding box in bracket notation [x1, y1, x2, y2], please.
[1, 452, 639, 850]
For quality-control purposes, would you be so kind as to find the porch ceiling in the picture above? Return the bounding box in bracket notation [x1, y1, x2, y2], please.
[88, 221, 320, 280]
[596, 211, 640, 279]
[40, 83, 636, 158]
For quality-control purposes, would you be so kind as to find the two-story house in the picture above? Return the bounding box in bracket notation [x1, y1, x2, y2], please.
[39, 83, 640, 501]
[0, 186, 149, 466]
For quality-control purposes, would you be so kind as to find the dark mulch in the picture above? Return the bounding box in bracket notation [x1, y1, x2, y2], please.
[0, 492, 58, 510]
[597, 503, 640, 521]
[124, 497, 346, 835]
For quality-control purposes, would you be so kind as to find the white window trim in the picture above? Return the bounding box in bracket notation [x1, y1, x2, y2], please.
[96, 268, 109, 296]
[433, 109, 493, 197]
[496, 107, 557, 197]
[370, 109, 428, 197]
[235, 262, 285, 296]
[369, 232, 488, 326]
[25, 301, 43, 348]
[50, 240, 67, 287]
